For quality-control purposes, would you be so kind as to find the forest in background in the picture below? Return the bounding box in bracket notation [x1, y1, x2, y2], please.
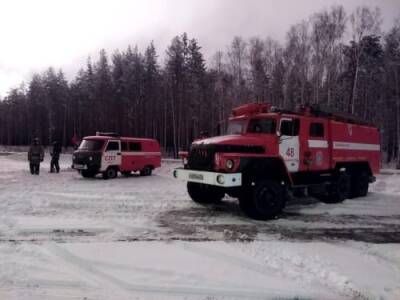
[0, 5, 399, 163]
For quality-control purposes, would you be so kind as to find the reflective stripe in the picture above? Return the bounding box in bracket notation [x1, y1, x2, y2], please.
[333, 142, 380, 151]
[121, 152, 161, 156]
[308, 140, 328, 148]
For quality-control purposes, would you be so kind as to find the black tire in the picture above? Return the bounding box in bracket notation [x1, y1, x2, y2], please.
[320, 172, 351, 203]
[350, 171, 369, 198]
[81, 170, 96, 178]
[239, 180, 286, 220]
[140, 166, 152, 176]
[187, 182, 224, 204]
[121, 171, 132, 177]
[103, 167, 118, 180]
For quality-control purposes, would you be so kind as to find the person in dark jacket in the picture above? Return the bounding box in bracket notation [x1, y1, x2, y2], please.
[50, 141, 62, 173]
[28, 138, 44, 175]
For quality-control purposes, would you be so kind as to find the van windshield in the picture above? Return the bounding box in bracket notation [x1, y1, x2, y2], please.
[78, 139, 104, 151]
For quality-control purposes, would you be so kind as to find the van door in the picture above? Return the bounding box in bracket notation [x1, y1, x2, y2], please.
[279, 118, 300, 172]
[120, 141, 130, 172]
[129, 141, 143, 171]
[101, 140, 122, 171]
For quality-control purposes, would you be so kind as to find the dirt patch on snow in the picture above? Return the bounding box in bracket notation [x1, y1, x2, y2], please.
[157, 202, 400, 243]
[157, 204, 258, 242]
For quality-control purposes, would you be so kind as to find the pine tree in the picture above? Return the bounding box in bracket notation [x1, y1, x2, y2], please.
[94, 49, 114, 132]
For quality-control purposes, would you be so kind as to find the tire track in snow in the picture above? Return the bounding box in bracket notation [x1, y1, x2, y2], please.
[80, 256, 265, 292]
[0, 185, 35, 239]
[47, 242, 287, 299]
[343, 242, 400, 284]
[183, 243, 368, 300]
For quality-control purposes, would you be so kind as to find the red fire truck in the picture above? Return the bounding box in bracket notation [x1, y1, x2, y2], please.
[173, 103, 380, 220]
[72, 133, 161, 179]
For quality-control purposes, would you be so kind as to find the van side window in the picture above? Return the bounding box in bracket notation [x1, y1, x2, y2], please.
[280, 119, 300, 136]
[129, 142, 142, 151]
[106, 141, 120, 151]
[310, 123, 324, 138]
[121, 142, 128, 151]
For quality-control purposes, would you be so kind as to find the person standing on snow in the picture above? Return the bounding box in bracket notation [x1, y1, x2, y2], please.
[50, 140, 61, 173]
[28, 138, 44, 175]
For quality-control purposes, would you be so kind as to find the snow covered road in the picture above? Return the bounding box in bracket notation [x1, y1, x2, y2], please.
[1, 153, 400, 299]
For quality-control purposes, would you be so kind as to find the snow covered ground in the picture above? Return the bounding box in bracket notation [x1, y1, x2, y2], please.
[0, 152, 400, 299]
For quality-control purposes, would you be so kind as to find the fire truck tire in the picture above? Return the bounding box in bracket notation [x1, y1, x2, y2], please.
[320, 172, 351, 203]
[103, 167, 118, 180]
[239, 180, 286, 220]
[350, 171, 369, 198]
[187, 182, 224, 204]
[140, 166, 152, 176]
[81, 170, 96, 178]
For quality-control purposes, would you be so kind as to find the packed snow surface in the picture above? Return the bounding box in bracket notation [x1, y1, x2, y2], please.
[0, 152, 400, 299]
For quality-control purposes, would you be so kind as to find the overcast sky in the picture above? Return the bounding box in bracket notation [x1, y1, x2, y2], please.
[0, 0, 399, 97]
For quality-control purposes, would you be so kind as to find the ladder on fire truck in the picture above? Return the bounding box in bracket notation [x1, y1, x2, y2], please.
[232, 102, 374, 127]
[297, 104, 374, 127]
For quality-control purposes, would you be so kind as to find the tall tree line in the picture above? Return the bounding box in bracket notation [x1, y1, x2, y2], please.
[0, 5, 399, 164]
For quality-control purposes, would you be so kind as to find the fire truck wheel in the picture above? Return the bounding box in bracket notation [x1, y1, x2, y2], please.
[103, 167, 118, 180]
[81, 170, 96, 178]
[239, 180, 286, 220]
[140, 166, 152, 176]
[350, 171, 369, 198]
[320, 172, 351, 203]
[187, 182, 224, 204]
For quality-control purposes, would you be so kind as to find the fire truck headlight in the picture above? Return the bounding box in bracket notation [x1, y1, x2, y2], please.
[216, 175, 225, 184]
[226, 159, 234, 170]
[89, 156, 93, 161]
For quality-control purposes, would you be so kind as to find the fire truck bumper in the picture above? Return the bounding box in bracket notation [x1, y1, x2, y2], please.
[173, 168, 242, 187]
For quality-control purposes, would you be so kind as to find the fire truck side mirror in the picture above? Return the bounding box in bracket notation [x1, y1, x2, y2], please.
[276, 130, 282, 137]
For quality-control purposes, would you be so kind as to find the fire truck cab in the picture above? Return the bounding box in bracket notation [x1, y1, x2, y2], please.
[173, 103, 381, 220]
[72, 133, 161, 179]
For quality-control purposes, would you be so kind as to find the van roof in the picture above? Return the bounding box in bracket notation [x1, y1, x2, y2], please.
[83, 136, 158, 143]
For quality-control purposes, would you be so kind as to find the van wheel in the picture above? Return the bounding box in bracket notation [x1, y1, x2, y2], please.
[81, 170, 96, 178]
[350, 171, 369, 198]
[103, 167, 118, 180]
[187, 182, 224, 204]
[239, 180, 286, 220]
[140, 166, 152, 176]
[320, 172, 351, 203]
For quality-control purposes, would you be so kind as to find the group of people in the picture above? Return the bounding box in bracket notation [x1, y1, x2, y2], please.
[28, 138, 62, 175]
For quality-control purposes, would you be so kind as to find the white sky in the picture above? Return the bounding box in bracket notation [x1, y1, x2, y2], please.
[0, 0, 399, 98]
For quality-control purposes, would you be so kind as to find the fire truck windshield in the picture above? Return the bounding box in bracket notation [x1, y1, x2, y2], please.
[247, 118, 277, 134]
[78, 139, 105, 151]
[227, 120, 247, 134]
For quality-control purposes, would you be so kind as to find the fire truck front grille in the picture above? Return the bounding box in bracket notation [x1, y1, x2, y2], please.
[188, 144, 264, 171]
[188, 147, 215, 171]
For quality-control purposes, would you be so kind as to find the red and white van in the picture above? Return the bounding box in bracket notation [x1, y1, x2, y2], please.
[72, 133, 161, 179]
